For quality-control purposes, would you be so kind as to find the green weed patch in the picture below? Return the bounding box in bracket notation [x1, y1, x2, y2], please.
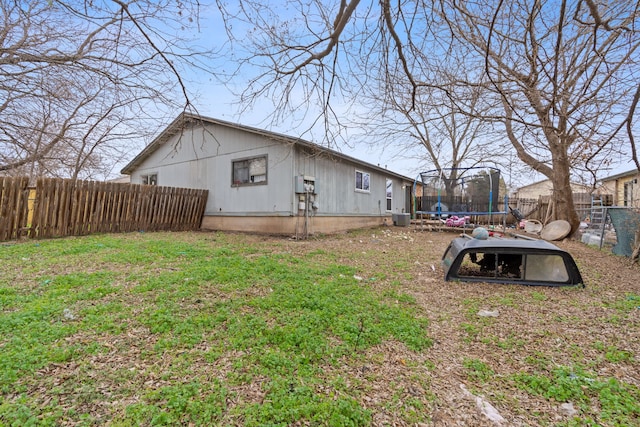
[511, 366, 640, 426]
[0, 232, 431, 425]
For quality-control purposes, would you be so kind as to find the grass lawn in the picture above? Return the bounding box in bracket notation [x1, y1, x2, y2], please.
[0, 228, 638, 426]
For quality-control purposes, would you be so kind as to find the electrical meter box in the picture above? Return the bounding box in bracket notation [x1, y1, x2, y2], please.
[294, 175, 317, 194]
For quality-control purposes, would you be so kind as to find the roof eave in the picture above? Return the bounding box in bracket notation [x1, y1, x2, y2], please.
[120, 113, 414, 182]
[600, 168, 640, 183]
[121, 113, 198, 175]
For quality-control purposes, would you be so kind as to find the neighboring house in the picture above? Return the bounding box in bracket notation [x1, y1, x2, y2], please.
[511, 179, 597, 221]
[599, 169, 640, 208]
[513, 179, 592, 199]
[108, 175, 131, 184]
[121, 113, 414, 235]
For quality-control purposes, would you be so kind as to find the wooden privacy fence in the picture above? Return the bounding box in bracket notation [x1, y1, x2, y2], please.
[0, 177, 208, 241]
[0, 176, 31, 241]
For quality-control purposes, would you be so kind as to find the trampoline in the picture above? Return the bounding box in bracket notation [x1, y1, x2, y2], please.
[413, 167, 508, 228]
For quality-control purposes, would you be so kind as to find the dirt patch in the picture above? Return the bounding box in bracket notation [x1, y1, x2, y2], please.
[240, 225, 639, 426]
[7, 226, 639, 425]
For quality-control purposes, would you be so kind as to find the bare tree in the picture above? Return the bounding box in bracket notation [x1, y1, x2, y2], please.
[356, 61, 512, 189]
[216, 0, 640, 234]
[1, 0, 213, 181]
[443, 0, 640, 232]
[215, 0, 388, 147]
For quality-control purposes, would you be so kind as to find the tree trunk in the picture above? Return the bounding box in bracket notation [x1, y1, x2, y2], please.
[551, 154, 580, 235]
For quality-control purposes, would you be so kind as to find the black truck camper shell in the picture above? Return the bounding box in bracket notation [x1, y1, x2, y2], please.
[442, 236, 584, 287]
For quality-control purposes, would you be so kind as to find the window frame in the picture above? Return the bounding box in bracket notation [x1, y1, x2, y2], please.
[231, 155, 268, 187]
[386, 178, 392, 211]
[141, 173, 158, 185]
[624, 181, 633, 206]
[355, 170, 370, 193]
[449, 249, 574, 285]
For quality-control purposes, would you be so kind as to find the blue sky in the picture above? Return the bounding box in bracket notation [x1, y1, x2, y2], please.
[169, 2, 438, 181]
[169, 2, 635, 189]
[187, 87, 422, 178]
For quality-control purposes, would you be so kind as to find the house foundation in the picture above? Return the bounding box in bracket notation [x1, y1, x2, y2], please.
[200, 215, 393, 235]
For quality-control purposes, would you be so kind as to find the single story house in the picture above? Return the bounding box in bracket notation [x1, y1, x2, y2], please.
[512, 179, 592, 200]
[510, 178, 600, 222]
[599, 168, 640, 208]
[108, 175, 131, 184]
[121, 113, 414, 235]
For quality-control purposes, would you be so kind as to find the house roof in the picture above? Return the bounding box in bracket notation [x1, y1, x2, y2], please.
[600, 168, 639, 183]
[516, 179, 552, 191]
[121, 112, 413, 182]
[515, 178, 590, 192]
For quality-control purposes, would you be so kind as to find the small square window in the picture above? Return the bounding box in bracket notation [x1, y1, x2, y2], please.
[142, 173, 158, 185]
[355, 170, 370, 192]
[232, 156, 267, 186]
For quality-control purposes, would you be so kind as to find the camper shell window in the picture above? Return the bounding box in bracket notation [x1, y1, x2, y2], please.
[442, 236, 583, 287]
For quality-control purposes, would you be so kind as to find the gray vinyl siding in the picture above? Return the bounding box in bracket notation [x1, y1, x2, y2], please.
[131, 123, 296, 216]
[293, 148, 407, 216]
[130, 121, 409, 217]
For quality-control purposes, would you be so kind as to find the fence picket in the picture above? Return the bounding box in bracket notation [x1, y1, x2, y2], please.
[0, 177, 29, 240]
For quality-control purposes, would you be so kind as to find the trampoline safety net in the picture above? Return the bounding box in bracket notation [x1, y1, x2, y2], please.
[414, 168, 504, 219]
